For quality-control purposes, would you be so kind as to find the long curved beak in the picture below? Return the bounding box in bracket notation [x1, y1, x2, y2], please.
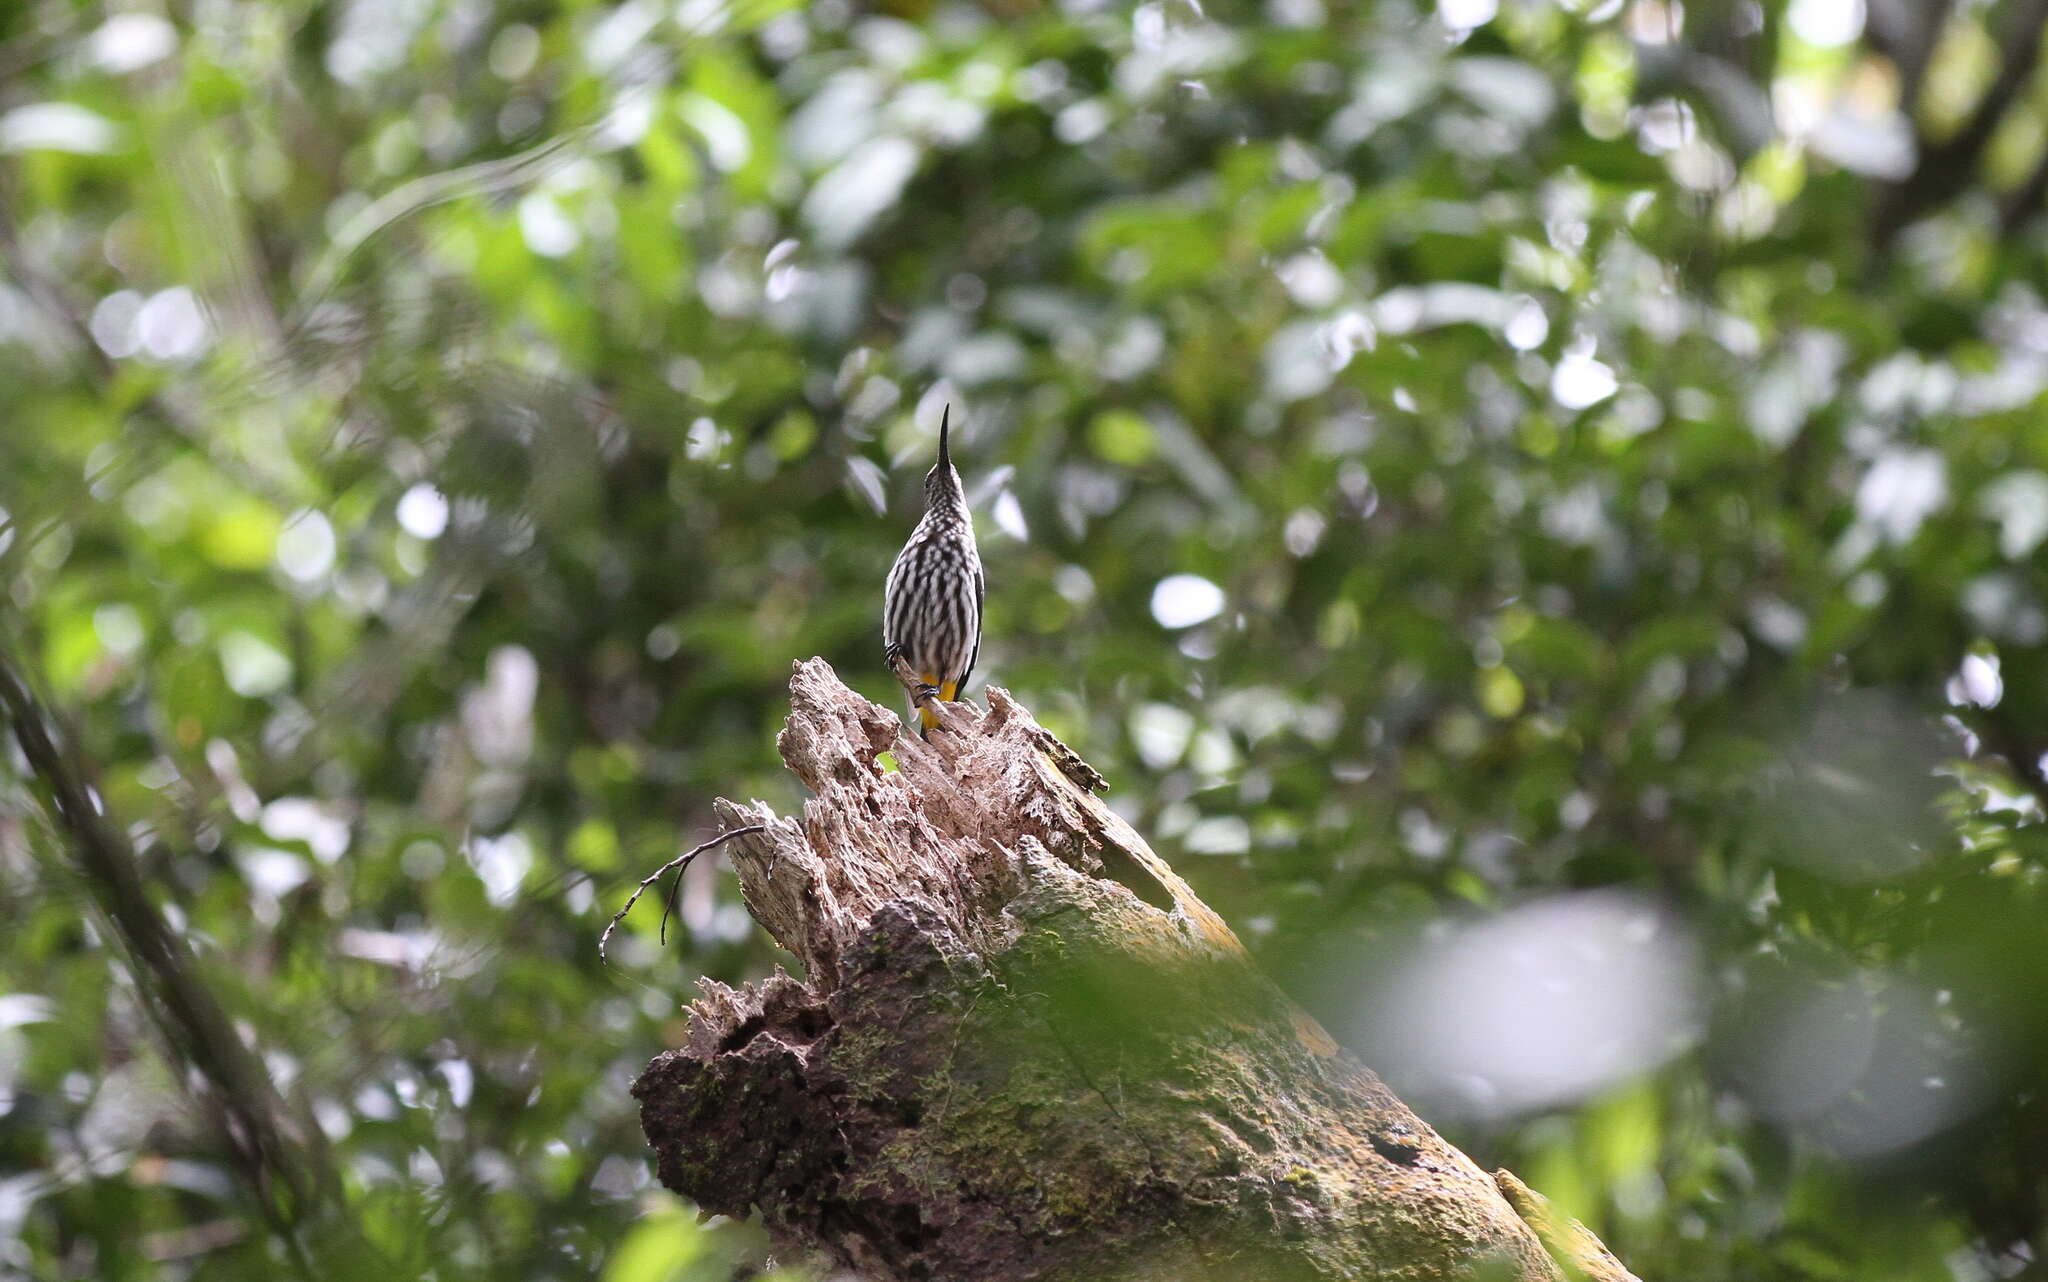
[937, 404, 952, 470]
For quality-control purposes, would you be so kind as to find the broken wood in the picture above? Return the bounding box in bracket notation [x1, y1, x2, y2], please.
[633, 659, 1637, 1281]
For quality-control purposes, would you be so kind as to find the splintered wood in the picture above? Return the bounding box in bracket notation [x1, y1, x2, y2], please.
[633, 659, 1610, 1282]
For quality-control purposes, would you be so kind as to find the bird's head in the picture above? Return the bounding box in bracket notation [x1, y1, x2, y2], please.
[923, 405, 965, 507]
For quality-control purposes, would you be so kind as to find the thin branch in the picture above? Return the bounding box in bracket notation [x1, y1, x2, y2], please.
[1948, 0, 2048, 156]
[292, 126, 603, 314]
[1878, 0, 2048, 244]
[884, 647, 936, 704]
[886, 648, 956, 725]
[599, 825, 766, 966]
[0, 640, 334, 1270]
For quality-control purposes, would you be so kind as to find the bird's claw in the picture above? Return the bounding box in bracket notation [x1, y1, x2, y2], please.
[914, 682, 941, 704]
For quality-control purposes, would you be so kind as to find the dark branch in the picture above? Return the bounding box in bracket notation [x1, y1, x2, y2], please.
[1867, 0, 1959, 118]
[1877, 0, 2048, 245]
[0, 640, 335, 1265]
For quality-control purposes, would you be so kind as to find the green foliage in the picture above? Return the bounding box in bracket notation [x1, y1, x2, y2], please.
[4, 0, 2048, 1278]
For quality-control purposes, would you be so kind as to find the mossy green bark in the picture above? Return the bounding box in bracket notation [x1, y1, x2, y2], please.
[635, 660, 1630, 1282]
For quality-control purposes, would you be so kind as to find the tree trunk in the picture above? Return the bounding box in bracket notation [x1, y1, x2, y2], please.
[633, 660, 1638, 1282]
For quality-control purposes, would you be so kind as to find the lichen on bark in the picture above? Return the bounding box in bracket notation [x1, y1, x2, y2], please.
[633, 659, 1634, 1282]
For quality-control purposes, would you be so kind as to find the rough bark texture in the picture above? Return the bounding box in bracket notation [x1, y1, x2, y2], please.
[635, 660, 1637, 1282]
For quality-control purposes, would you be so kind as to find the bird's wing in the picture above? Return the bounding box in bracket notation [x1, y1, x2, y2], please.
[959, 557, 986, 693]
[881, 546, 908, 652]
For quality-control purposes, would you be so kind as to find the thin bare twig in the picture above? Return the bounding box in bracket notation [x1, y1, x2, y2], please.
[885, 649, 941, 706]
[599, 825, 767, 966]
[887, 649, 962, 735]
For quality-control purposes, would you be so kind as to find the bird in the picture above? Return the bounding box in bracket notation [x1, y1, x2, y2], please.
[883, 405, 984, 733]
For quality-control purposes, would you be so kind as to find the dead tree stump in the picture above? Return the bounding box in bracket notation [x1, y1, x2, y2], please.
[633, 659, 1637, 1282]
